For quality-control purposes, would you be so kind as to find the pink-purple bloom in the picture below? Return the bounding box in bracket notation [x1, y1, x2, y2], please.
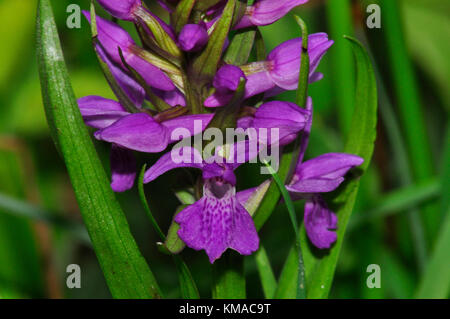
[96, 0, 141, 21]
[75, 0, 362, 263]
[205, 33, 333, 107]
[178, 23, 209, 52]
[144, 146, 259, 263]
[286, 98, 364, 249]
[235, 0, 310, 29]
[83, 12, 175, 92]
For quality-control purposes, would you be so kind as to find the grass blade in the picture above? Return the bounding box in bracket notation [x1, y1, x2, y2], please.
[37, 0, 161, 298]
[138, 167, 199, 298]
[254, 246, 277, 299]
[264, 162, 306, 299]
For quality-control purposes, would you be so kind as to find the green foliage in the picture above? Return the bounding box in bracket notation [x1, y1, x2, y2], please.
[36, 0, 161, 298]
[301, 37, 378, 298]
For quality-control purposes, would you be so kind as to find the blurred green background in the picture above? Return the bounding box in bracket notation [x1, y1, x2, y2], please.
[0, 0, 448, 298]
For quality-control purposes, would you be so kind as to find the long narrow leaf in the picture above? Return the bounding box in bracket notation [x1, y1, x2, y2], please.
[36, 0, 161, 298]
[301, 36, 378, 298]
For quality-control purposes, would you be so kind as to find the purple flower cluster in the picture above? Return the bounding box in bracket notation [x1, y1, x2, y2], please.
[78, 0, 362, 263]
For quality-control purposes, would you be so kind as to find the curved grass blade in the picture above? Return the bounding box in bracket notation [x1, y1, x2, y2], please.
[0, 192, 90, 245]
[138, 166, 199, 298]
[300, 36, 377, 298]
[264, 162, 306, 299]
[37, 0, 161, 298]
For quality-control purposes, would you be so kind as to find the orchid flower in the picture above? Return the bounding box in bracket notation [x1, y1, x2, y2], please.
[285, 98, 364, 248]
[83, 12, 175, 92]
[205, 33, 333, 107]
[78, 96, 213, 191]
[144, 145, 260, 263]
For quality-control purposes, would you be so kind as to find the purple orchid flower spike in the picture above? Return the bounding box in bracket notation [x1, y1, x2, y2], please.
[96, 0, 142, 21]
[235, 0, 309, 29]
[284, 98, 364, 249]
[83, 12, 175, 92]
[205, 33, 333, 107]
[178, 23, 209, 52]
[144, 144, 260, 263]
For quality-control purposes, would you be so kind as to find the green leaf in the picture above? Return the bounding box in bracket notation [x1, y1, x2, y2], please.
[415, 128, 450, 299]
[172, 0, 196, 34]
[138, 166, 165, 240]
[0, 149, 44, 297]
[254, 247, 277, 299]
[173, 255, 200, 299]
[224, 28, 256, 66]
[194, 0, 224, 12]
[192, 0, 236, 84]
[164, 206, 187, 254]
[212, 251, 246, 299]
[415, 209, 450, 298]
[294, 15, 309, 108]
[325, 0, 355, 134]
[349, 179, 441, 229]
[301, 36, 378, 298]
[37, 0, 161, 299]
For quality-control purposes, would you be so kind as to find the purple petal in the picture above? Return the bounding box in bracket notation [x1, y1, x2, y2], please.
[126, 53, 175, 91]
[288, 153, 363, 193]
[94, 113, 169, 153]
[247, 101, 310, 146]
[175, 181, 258, 263]
[162, 114, 214, 143]
[297, 153, 364, 180]
[204, 91, 234, 108]
[213, 65, 246, 91]
[202, 163, 237, 185]
[144, 147, 204, 183]
[96, 0, 141, 21]
[83, 12, 135, 63]
[77, 96, 129, 129]
[85, 12, 175, 92]
[228, 202, 260, 257]
[178, 23, 209, 52]
[267, 33, 334, 90]
[152, 88, 186, 107]
[286, 177, 344, 194]
[304, 196, 337, 249]
[96, 44, 145, 106]
[204, 70, 275, 107]
[244, 70, 277, 99]
[244, 0, 309, 27]
[110, 145, 136, 192]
